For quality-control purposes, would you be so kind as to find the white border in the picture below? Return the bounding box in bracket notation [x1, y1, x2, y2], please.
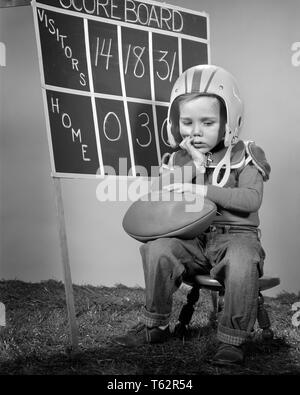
[178, 37, 183, 75]
[117, 25, 136, 177]
[32, 1, 56, 175]
[131, 0, 209, 18]
[50, 172, 150, 180]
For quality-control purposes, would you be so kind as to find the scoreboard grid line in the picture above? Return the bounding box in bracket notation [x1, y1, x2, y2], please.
[148, 31, 161, 165]
[117, 25, 137, 177]
[84, 18, 104, 176]
[32, 1, 56, 176]
[43, 84, 171, 107]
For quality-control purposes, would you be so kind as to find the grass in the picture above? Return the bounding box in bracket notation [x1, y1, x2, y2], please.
[0, 279, 300, 375]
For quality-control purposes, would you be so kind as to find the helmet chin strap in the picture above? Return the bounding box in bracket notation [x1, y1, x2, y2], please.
[212, 144, 233, 187]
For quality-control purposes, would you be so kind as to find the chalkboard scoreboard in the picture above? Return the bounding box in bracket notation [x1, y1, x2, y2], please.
[32, 0, 210, 178]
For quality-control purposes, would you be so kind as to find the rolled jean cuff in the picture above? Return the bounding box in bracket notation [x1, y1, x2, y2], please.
[217, 324, 250, 346]
[141, 306, 171, 328]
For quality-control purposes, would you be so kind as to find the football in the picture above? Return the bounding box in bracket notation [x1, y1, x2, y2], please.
[122, 190, 217, 242]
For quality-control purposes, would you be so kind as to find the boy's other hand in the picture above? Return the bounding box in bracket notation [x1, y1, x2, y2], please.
[179, 136, 206, 163]
[163, 183, 207, 196]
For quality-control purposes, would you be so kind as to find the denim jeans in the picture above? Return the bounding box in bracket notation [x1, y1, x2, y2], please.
[139, 228, 265, 346]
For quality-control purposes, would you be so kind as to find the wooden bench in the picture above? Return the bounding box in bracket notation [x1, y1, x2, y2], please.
[175, 275, 280, 340]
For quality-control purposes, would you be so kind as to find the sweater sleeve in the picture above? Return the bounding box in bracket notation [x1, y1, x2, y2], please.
[206, 164, 264, 213]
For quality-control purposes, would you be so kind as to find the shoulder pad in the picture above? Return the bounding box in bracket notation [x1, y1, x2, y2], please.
[231, 140, 246, 167]
[245, 141, 271, 181]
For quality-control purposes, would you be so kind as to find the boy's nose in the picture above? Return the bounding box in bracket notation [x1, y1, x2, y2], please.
[192, 125, 203, 137]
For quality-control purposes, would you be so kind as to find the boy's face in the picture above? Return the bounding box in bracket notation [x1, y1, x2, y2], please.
[179, 96, 223, 154]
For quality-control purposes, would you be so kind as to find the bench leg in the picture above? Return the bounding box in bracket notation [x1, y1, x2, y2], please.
[174, 285, 200, 338]
[176, 287, 275, 341]
[257, 293, 274, 340]
[212, 291, 274, 340]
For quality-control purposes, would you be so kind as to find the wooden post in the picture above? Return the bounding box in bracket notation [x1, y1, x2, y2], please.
[0, 302, 5, 328]
[53, 176, 79, 352]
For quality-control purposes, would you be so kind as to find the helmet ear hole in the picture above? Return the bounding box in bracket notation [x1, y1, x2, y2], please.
[238, 116, 242, 127]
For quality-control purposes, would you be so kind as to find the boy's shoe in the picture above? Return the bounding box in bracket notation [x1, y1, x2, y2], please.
[212, 343, 244, 366]
[112, 323, 170, 347]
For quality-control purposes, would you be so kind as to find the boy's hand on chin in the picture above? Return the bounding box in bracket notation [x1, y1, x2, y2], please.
[179, 136, 206, 163]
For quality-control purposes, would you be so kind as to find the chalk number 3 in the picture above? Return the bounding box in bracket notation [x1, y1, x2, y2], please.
[136, 112, 152, 147]
[156, 50, 177, 82]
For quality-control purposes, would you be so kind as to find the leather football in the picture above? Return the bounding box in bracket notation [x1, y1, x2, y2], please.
[122, 190, 217, 242]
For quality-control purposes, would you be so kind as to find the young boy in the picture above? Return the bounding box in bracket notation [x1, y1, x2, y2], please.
[114, 65, 270, 366]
